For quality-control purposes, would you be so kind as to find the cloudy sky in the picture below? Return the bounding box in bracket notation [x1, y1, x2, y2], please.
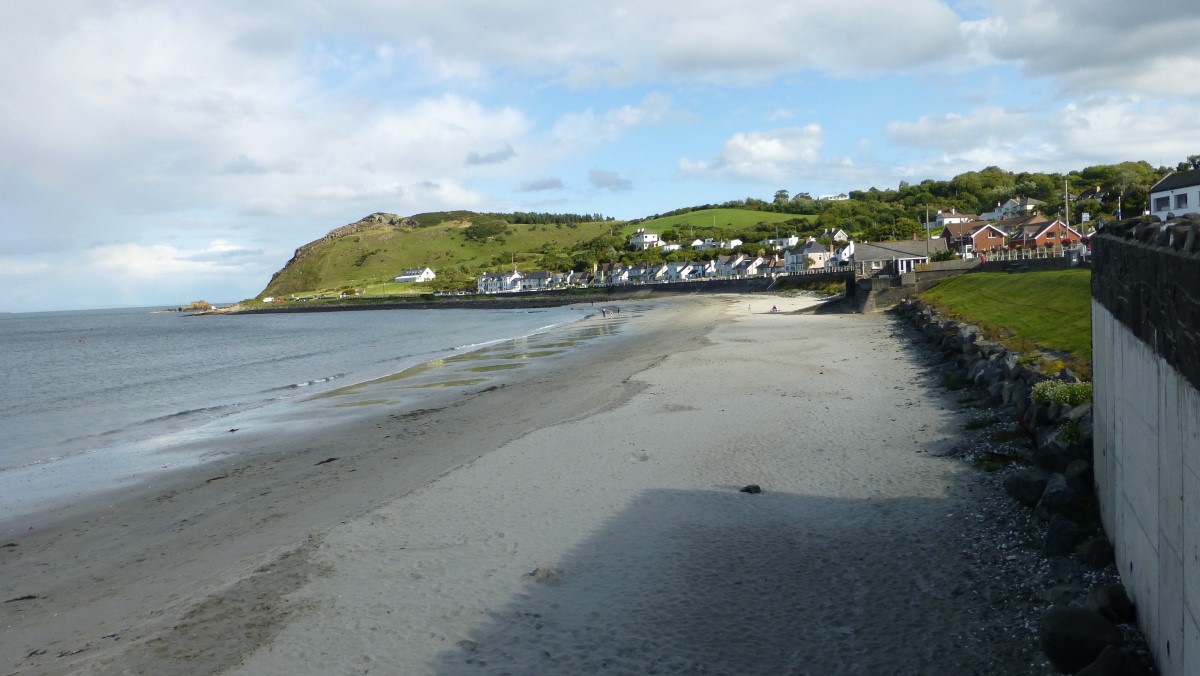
[3, 0, 1200, 312]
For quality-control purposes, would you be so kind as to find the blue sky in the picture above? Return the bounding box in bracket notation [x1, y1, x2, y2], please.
[3, 0, 1200, 312]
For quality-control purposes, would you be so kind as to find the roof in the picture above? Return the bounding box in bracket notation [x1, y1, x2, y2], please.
[994, 213, 1048, 230]
[941, 220, 995, 238]
[1151, 169, 1200, 193]
[854, 239, 947, 261]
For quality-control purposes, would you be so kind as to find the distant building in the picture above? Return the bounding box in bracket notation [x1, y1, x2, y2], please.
[394, 267, 436, 283]
[1008, 220, 1083, 249]
[980, 197, 1044, 221]
[629, 228, 660, 250]
[819, 228, 850, 243]
[760, 234, 800, 250]
[940, 221, 1007, 256]
[818, 193, 850, 201]
[850, 239, 948, 278]
[785, 238, 831, 272]
[1149, 169, 1200, 221]
[477, 270, 523, 294]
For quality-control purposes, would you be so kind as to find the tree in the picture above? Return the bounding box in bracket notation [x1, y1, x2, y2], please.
[774, 189, 790, 204]
[1189, 154, 1200, 170]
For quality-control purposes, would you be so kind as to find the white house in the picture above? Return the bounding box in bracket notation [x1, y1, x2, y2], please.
[819, 228, 850, 243]
[760, 234, 800, 250]
[980, 197, 1044, 221]
[1149, 169, 1200, 221]
[660, 242, 683, 253]
[818, 193, 850, 201]
[716, 253, 763, 277]
[477, 270, 523, 294]
[520, 270, 553, 292]
[692, 237, 743, 251]
[629, 228, 660, 250]
[394, 267, 436, 283]
[665, 261, 695, 280]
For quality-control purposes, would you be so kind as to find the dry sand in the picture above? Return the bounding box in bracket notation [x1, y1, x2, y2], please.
[2, 295, 1051, 675]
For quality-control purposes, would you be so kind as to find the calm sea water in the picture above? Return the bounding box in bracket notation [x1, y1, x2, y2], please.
[0, 306, 585, 474]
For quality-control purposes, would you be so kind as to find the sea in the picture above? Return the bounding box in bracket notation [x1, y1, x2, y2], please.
[0, 305, 591, 519]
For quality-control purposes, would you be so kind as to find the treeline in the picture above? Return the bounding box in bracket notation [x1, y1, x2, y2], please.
[508, 211, 612, 224]
[636, 159, 1195, 243]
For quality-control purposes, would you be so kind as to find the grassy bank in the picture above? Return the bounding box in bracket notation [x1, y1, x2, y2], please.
[917, 269, 1092, 376]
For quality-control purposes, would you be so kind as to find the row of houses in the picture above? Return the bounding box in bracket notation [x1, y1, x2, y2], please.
[937, 212, 1084, 257]
[629, 227, 850, 253]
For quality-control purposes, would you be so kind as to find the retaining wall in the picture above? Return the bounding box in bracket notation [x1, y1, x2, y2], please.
[1091, 216, 1200, 676]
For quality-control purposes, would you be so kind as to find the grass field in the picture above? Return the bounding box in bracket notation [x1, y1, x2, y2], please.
[917, 269, 1092, 375]
[630, 208, 814, 237]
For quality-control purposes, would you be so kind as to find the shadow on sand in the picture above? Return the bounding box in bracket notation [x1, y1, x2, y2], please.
[429, 481, 1037, 675]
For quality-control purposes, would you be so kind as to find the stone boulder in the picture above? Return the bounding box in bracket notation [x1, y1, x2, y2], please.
[1040, 605, 1122, 673]
[1084, 584, 1136, 624]
[1036, 474, 1079, 521]
[1044, 516, 1091, 556]
[1003, 469, 1050, 507]
[1076, 536, 1115, 569]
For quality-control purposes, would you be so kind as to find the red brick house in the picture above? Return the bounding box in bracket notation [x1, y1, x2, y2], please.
[940, 220, 1008, 255]
[1008, 219, 1083, 249]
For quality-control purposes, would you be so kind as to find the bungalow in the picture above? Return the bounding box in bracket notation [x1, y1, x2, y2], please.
[1149, 169, 1200, 221]
[940, 221, 1007, 256]
[660, 242, 683, 253]
[850, 239, 948, 278]
[394, 266, 436, 283]
[629, 228, 660, 251]
[1008, 220, 1083, 249]
[477, 270, 523, 294]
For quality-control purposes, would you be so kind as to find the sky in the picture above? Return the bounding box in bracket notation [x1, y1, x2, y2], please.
[3, 0, 1200, 312]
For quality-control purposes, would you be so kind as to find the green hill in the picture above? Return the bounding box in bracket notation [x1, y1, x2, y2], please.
[633, 208, 815, 240]
[259, 212, 619, 298]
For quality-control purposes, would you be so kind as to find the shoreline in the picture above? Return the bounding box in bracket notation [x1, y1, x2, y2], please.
[2, 294, 1050, 674]
[0, 295, 732, 673]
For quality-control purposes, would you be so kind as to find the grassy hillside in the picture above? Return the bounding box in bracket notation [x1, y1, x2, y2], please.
[261, 214, 617, 298]
[917, 269, 1092, 374]
[632, 208, 815, 239]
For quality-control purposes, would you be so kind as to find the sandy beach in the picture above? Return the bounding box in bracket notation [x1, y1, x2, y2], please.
[2, 294, 1050, 675]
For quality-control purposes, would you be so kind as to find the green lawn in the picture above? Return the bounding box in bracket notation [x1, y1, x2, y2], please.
[917, 269, 1092, 373]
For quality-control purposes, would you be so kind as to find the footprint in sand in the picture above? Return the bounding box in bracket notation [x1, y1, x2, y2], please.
[627, 451, 650, 462]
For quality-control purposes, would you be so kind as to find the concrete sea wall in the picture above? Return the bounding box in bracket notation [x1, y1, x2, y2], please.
[1091, 216, 1200, 676]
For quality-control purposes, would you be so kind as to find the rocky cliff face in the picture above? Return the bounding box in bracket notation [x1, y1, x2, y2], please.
[267, 213, 418, 284]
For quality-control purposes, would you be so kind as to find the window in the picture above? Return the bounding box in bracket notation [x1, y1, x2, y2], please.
[1047, 231, 1056, 238]
[1176, 194, 1189, 210]
[1154, 196, 1170, 211]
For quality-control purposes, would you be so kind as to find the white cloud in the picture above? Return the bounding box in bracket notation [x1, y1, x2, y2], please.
[589, 169, 633, 191]
[679, 125, 823, 181]
[979, 0, 1200, 96]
